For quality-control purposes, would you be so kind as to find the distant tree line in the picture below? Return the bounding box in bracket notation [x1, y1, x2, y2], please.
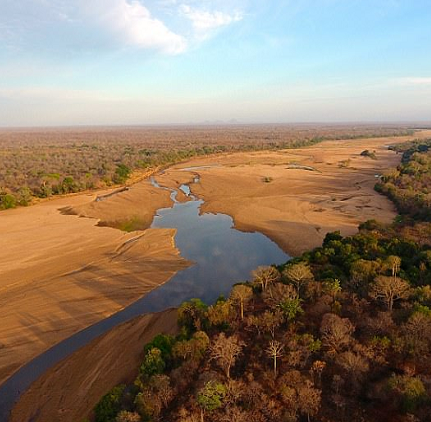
[0, 126, 414, 210]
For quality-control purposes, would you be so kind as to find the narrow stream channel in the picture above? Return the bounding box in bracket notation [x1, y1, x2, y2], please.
[0, 175, 289, 421]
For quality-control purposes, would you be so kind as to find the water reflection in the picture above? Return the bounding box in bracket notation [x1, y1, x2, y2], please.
[146, 198, 289, 308]
[0, 178, 289, 419]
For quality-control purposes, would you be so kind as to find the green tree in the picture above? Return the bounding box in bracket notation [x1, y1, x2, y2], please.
[114, 164, 131, 184]
[178, 298, 208, 333]
[140, 347, 165, 377]
[94, 384, 125, 422]
[197, 381, 226, 422]
[278, 297, 304, 321]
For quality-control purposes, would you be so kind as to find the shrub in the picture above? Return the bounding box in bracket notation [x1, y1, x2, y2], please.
[94, 384, 126, 422]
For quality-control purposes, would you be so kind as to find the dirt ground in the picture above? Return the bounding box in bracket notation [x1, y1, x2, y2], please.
[0, 185, 189, 385]
[9, 309, 179, 422]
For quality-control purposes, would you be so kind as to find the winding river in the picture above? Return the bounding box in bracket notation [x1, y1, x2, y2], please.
[0, 173, 289, 420]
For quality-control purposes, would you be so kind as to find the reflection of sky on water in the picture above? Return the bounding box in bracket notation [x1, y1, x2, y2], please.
[144, 198, 289, 310]
[0, 185, 289, 417]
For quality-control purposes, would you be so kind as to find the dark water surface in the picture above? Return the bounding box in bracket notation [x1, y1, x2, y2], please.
[0, 178, 289, 421]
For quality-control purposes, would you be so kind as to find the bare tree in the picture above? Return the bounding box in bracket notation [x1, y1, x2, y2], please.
[320, 313, 354, 354]
[310, 360, 326, 386]
[266, 340, 284, 376]
[210, 333, 245, 378]
[252, 266, 280, 291]
[262, 283, 297, 309]
[297, 380, 321, 422]
[283, 263, 314, 295]
[370, 276, 410, 311]
[385, 255, 402, 281]
[151, 374, 174, 408]
[230, 285, 253, 320]
[336, 351, 369, 388]
[261, 310, 283, 339]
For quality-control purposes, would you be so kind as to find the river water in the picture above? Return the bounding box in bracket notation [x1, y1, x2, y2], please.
[0, 175, 289, 420]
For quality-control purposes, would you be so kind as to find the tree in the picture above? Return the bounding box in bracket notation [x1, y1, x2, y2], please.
[173, 331, 210, 362]
[297, 381, 321, 422]
[252, 266, 280, 291]
[278, 298, 303, 321]
[310, 360, 326, 386]
[283, 263, 314, 295]
[336, 351, 369, 387]
[94, 384, 125, 422]
[389, 375, 427, 413]
[151, 374, 174, 408]
[370, 276, 411, 311]
[266, 340, 284, 376]
[320, 313, 354, 354]
[178, 299, 208, 332]
[115, 411, 141, 422]
[114, 163, 131, 184]
[260, 310, 283, 338]
[262, 283, 297, 309]
[197, 381, 226, 422]
[385, 255, 402, 281]
[140, 347, 165, 377]
[230, 285, 253, 320]
[210, 333, 245, 378]
[323, 279, 341, 303]
[207, 299, 234, 327]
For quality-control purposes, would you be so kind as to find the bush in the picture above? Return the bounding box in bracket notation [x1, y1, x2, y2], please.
[0, 193, 17, 209]
[94, 384, 126, 422]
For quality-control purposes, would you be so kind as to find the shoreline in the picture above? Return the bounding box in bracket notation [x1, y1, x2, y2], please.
[2, 130, 430, 420]
[9, 309, 179, 422]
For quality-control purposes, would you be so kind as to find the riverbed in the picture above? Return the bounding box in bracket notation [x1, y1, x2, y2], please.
[0, 174, 288, 421]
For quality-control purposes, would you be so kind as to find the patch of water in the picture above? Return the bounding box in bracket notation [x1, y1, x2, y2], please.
[0, 175, 289, 420]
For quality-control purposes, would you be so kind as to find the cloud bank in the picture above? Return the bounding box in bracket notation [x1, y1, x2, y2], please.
[0, 0, 244, 55]
[84, 0, 187, 54]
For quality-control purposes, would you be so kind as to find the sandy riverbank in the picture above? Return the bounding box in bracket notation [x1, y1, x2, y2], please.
[155, 131, 431, 255]
[2, 130, 429, 413]
[9, 309, 179, 422]
[0, 183, 189, 385]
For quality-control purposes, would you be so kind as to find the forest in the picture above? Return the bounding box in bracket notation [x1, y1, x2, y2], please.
[0, 125, 413, 210]
[89, 138, 431, 422]
[376, 139, 431, 221]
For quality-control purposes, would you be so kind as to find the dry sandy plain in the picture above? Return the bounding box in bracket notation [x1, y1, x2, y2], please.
[2, 130, 431, 421]
[0, 182, 189, 386]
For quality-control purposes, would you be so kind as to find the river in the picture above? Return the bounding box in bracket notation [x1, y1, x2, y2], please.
[0, 173, 289, 421]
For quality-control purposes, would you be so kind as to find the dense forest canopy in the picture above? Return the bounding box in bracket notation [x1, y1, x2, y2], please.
[90, 138, 431, 422]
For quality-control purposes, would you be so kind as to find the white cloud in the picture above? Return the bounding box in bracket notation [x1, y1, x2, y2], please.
[180, 4, 242, 38]
[84, 0, 187, 54]
[391, 77, 431, 86]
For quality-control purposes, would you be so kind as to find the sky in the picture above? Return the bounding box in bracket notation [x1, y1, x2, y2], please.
[0, 0, 431, 127]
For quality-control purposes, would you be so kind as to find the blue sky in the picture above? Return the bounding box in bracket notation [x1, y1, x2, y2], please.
[1, 0, 430, 126]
